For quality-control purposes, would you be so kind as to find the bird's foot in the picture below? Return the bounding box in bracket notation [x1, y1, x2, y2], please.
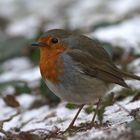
[60, 122, 98, 134]
[59, 125, 77, 134]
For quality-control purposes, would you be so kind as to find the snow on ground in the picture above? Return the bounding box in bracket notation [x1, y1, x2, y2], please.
[128, 58, 140, 73]
[92, 16, 140, 53]
[67, 0, 140, 29]
[0, 0, 140, 39]
[1, 57, 32, 72]
[0, 91, 140, 139]
[0, 57, 40, 84]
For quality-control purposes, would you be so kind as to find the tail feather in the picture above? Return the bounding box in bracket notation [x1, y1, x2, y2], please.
[122, 72, 140, 81]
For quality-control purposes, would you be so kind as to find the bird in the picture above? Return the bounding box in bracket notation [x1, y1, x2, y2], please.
[31, 29, 140, 130]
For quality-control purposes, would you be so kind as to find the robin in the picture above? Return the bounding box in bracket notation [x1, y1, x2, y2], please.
[31, 29, 140, 130]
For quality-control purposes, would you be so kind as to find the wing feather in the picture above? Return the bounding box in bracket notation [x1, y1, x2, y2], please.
[67, 49, 129, 88]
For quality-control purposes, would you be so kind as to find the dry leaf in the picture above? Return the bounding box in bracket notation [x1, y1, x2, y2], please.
[3, 95, 20, 108]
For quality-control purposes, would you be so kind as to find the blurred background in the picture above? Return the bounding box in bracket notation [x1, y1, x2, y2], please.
[0, 0, 140, 137]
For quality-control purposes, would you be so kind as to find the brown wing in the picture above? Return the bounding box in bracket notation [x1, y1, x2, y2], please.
[67, 49, 129, 88]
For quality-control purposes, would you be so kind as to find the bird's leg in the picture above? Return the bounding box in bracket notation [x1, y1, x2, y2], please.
[90, 98, 101, 126]
[66, 104, 85, 131]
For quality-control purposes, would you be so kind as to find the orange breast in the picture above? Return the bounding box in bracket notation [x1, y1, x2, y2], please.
[39, 45, 65, 84]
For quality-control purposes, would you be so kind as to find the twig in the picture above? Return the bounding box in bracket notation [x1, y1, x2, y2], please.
[0, 110, 20, 138]
[115, 102, 136, 119]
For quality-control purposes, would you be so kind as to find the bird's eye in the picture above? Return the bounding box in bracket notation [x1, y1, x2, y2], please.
[51, 38, 58, 44]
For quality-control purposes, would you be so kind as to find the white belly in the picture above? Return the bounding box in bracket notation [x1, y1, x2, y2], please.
[45, 77, 112, 105]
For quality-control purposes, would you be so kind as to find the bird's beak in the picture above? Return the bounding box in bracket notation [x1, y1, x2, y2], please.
[31, 42, 40, 48]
